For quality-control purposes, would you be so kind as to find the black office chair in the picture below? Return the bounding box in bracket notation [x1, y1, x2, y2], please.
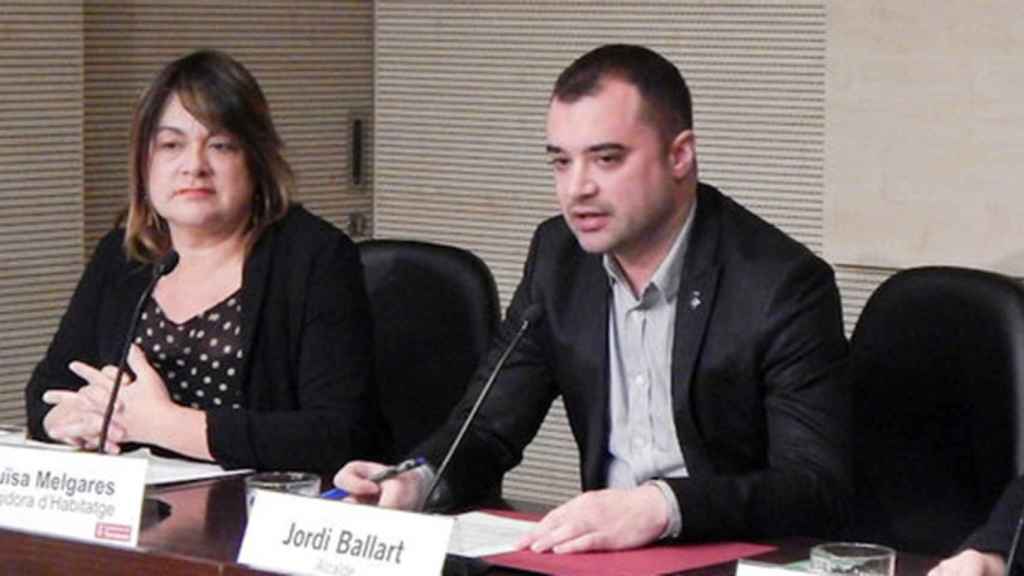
[845, 266, 1024, 555]
[358, 239, 501, 459]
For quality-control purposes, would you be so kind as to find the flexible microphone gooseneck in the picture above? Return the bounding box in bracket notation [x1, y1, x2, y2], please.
[96, 250, 179, 454]
[419, 304, 544, 511]
[1005, 502, 1024, 576]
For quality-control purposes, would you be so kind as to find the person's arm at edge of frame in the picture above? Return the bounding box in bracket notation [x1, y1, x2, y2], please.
[929, 477, 1024, 576]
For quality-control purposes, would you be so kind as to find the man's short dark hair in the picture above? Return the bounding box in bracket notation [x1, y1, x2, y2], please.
[552, 44, 693, 141]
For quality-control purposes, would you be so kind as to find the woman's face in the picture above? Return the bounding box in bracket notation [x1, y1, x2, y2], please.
[146, 93, 254, 241]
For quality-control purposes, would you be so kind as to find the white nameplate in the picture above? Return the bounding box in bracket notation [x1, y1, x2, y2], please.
[240, 490, 454, 576]
[0, 445, 147, 546]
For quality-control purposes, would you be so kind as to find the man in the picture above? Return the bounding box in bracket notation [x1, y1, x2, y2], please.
[336, 44, 850, 552]
[929, 477, 1024, 576]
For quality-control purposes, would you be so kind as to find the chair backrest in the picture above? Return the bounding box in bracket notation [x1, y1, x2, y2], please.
[359, 239, 500, 458]
[845, 266, 1024, 555]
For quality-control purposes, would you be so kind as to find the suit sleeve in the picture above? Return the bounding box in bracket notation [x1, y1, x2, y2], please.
[414, 226, 560, 508]
[962, 477, 1024, 556]
[666, 256, 851, 540]
[205, 232, 380, 474]
[25, 232, 123, 441]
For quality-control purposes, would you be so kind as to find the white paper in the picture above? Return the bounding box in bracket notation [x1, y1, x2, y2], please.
[447, 511, 537, 557]
[0, 429, 249, 486]
[124, 448, 250, 485]
[0, 430, 73, 451]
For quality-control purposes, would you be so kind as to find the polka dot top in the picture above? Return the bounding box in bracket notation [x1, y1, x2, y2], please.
[134, 291, 245, 411]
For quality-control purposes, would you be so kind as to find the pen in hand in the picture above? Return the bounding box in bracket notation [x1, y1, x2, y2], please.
[321, 456, 427, 500]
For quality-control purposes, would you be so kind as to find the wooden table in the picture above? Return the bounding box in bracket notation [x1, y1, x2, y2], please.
[0, 476, 940, 575]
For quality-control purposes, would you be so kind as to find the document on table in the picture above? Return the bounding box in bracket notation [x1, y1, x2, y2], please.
[447, 511, 537, 557]
[446, 508, 780, 575]
[125, 448, 251, 486]
[0, 427, 249, 486]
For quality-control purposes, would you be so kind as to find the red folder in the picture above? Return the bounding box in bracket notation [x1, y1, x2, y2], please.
[480, 509, 776, 576]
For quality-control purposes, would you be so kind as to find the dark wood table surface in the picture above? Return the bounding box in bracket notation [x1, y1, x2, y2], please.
[0, 475, 940, 575]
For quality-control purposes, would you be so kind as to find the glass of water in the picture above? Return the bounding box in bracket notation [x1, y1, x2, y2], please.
[810, 542, 896, 576]
[244, 471, 320, 514]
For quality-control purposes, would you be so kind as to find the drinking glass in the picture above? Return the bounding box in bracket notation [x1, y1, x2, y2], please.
[810, 542, 896, 576]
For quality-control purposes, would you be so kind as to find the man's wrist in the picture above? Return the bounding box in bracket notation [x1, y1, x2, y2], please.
[412, 463, 437, 509]
[646, 479, 682, 540]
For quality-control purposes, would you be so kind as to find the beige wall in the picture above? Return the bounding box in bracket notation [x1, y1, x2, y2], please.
[826, 1, 1024, 276]
[0, 1, 84, 422]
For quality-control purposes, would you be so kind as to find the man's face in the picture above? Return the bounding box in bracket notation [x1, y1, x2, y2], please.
[545, 78, 694, 265]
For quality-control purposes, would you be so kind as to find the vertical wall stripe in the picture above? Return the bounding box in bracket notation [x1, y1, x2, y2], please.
[0, 2, 84, 423]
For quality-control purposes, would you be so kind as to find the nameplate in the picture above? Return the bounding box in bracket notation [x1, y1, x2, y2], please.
[0, 445, 147, 546]
[239, 489, 454, 576]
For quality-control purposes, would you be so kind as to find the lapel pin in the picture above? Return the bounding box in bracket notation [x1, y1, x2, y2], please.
[689, 290, 702, 310]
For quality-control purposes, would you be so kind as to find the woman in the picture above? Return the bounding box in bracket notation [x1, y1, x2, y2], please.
[24, 50, 381, 474]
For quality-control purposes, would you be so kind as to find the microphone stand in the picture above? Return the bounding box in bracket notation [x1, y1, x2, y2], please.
[97, 251, 179, 454]
[420, 305, 543, 511]
[1006, 504, 1024, 576]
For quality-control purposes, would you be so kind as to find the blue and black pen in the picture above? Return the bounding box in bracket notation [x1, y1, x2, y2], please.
[321, 456, 427, 500]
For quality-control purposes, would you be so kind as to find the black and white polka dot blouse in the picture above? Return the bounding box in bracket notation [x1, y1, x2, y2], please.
[134, 291, 245, 411]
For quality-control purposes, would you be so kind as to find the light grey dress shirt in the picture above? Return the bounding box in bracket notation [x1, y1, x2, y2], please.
[603, 202, 696, 539]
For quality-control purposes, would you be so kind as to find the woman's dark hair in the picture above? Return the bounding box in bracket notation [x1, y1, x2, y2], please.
[125, 49, 292, 262]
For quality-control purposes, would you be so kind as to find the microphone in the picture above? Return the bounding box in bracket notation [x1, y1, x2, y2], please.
[1006, 500, 1024, 576]
[419, 304, 544, 511]
[96, 250, 179, 454]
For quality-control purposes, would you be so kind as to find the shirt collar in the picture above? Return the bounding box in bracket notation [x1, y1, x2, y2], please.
[602, 196, 697, 302]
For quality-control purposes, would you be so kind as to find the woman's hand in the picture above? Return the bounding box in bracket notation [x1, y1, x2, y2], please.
[48, 344, 211, 460]
[43, 363, 128, 453]
[117, 344, 213, 461]
[45, 344, 177, 450]
[116, 344, 179, 445]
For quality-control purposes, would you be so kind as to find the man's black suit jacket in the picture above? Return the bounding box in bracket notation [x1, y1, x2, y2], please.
[420, 183, 850, 540]
[963, 476, 1024, 558]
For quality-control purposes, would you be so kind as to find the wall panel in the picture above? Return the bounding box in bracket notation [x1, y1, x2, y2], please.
[0, 2, 84, 423]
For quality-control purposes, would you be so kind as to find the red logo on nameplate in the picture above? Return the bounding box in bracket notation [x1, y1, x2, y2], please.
[95, 523, 132, 542]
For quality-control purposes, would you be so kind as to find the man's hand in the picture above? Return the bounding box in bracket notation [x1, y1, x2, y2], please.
[333, 460, 427, 510]
[928, 549, 1006, 576]
[517, 485, 669, 554]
